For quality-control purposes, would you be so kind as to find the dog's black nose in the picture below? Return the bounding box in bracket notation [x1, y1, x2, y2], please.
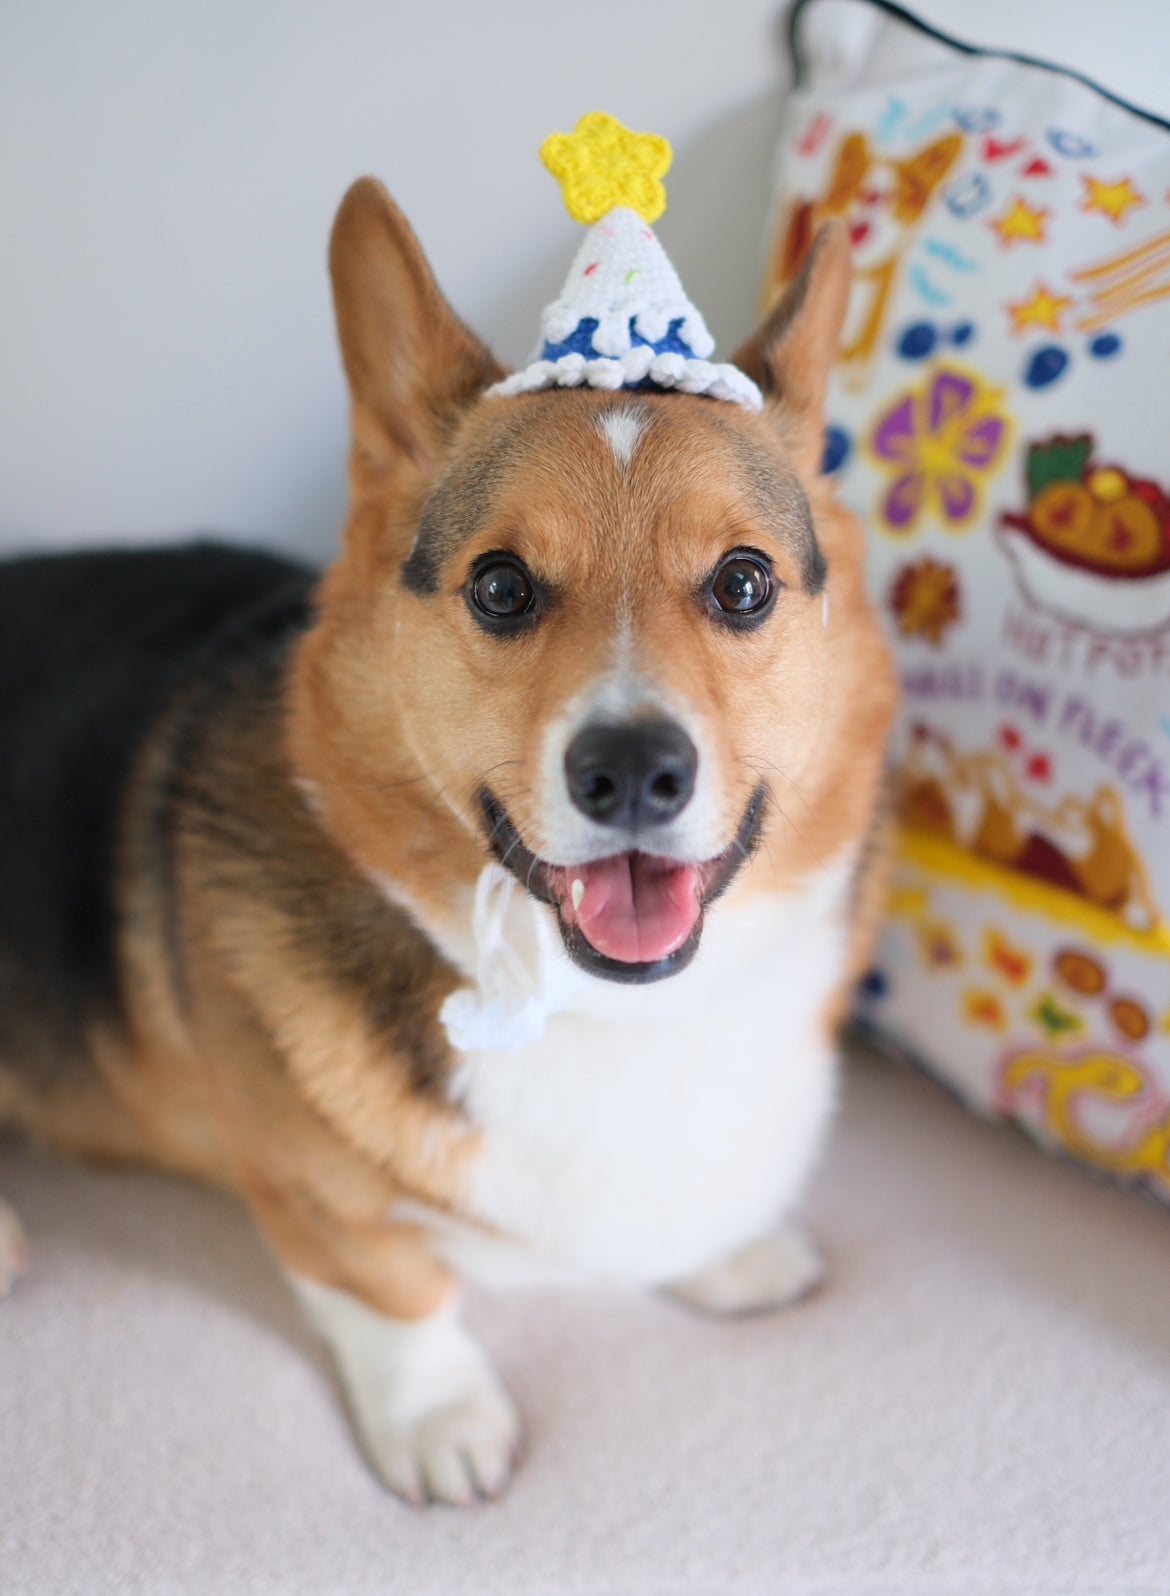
[564, 720, 697, 830]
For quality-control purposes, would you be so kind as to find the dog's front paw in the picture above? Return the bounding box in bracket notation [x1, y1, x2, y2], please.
[290, 1275, 522, 1507]
[361, 1366, 521, 1508]
[665, 1222, 826, 1317]
[0, 1198, 27, 1298]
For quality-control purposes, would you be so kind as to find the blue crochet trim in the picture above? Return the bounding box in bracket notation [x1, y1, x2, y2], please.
[541, 317, 603, 360]
[541, 316, 694, 362]
[631, 317, 693, 357]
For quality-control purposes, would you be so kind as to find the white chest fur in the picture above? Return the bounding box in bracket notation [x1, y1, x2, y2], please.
[427, 859, 852, 1288]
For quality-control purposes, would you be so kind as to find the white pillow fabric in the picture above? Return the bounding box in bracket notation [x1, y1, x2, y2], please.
[767, 0, 1170, 1203]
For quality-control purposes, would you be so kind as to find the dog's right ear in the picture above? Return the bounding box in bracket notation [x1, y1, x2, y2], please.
[731, 220, 851, 479]
[329, 179, 505, 479]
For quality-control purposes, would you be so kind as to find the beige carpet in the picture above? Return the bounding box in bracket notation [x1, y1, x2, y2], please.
[2, 1053, 1167, 1596]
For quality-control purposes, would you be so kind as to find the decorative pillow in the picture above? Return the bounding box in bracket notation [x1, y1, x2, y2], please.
[767, 0, 1170, 1203]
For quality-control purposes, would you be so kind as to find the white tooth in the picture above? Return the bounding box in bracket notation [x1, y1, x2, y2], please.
[571, 878, 585, 911]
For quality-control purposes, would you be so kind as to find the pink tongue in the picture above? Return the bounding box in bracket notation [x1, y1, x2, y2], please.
[565, 854, 701, 964]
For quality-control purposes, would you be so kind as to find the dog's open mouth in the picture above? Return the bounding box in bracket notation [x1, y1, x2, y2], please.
[479, 785, 766, 984]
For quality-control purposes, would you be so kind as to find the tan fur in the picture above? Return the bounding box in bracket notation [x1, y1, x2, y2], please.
[3, 187, 895, 1342]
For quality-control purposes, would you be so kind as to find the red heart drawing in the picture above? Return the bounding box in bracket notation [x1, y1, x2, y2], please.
[983, 135, 1026, 162]
[849, 220, 871, 247]
[1026, 753, 1052, 782]
[796, 113, 833, 157]
[1022, 157, 1053, 178]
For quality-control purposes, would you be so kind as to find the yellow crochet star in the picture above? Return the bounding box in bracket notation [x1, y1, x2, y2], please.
[1081, 173, 1145, 224]
[990, 196, 1049, 247]
[1006, 281, 1073, 335]
[540, 112, 672, 226]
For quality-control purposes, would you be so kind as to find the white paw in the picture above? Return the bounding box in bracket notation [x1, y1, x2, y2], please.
[0, 1198, 27, 1298]
[360, 1368, 522, 1507]
[665, 1222, 826, 1317]
[289, 1275, 523, 1507]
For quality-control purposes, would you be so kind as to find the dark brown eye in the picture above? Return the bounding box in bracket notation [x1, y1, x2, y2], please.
[471, 558, 535, 620]
[711, 554, 772, 617]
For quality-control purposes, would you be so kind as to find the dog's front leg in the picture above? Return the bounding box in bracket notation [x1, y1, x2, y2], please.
[249, 1188, 520, 1505]
[663, 1222, 826, 1317]
[0, 1195, 28, 1297]
[291, 1272, 520, 1507]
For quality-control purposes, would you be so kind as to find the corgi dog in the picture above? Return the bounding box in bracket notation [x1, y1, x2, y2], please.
[0, 177, 895, 1506]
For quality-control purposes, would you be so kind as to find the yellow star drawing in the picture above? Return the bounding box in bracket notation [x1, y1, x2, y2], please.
[990, 196, 1049, 247]
[1081, 173, 1146, 224]
[1006, 281, 1073, 335]
[540, 112, 672, 226]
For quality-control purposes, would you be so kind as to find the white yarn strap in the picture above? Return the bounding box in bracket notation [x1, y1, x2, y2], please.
[439, 864, 582, 1052]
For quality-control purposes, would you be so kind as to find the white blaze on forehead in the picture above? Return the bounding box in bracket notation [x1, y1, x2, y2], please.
[597, 404, 650, 473]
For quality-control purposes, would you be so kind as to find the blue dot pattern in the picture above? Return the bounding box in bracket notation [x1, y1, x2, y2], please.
[1089, 332, 1122, 358]
[821, 425, 851, 475]
[898, 322, 937, 360]
[858, 967, 890, 1000]
[1023, 345, 1069, 389]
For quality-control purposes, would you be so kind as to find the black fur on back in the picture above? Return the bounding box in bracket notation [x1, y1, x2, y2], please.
[0, 542, 315, 1085]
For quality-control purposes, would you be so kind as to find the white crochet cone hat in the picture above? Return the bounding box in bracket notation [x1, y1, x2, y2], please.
[486, 112, 763, 411]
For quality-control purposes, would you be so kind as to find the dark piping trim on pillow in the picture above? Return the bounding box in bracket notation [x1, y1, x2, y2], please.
[787, 0, 1170, 136]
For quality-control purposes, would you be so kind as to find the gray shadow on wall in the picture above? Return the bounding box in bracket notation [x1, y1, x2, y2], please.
[271, 455, 350, 567]
[657, 86, 789, 360]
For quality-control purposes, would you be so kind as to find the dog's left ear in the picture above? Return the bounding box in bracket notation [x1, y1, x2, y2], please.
[731, 221, 851, 476]
[329, 178, 506, 480]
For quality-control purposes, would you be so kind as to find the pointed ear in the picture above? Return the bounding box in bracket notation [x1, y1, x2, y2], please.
[732, 220, 851, 475]
[329, 178, 505, 477]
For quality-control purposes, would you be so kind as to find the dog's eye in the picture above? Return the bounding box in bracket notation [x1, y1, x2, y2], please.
[470, 558, 535, 621]
[710, 553, 773, 619]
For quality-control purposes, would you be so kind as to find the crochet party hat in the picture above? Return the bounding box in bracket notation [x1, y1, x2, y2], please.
[486, 113, 763, 411]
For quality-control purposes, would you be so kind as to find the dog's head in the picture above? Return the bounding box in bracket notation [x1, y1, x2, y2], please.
[289, 180, 894, 983]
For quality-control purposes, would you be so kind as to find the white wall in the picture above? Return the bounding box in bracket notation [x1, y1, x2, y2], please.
[2, 0, 1168, 563]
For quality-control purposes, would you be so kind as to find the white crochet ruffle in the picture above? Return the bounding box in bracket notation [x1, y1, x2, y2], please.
[487, 347, 763, 409]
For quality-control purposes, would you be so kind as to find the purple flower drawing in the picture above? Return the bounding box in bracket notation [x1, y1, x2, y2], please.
[869, 368, 1011, 535]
